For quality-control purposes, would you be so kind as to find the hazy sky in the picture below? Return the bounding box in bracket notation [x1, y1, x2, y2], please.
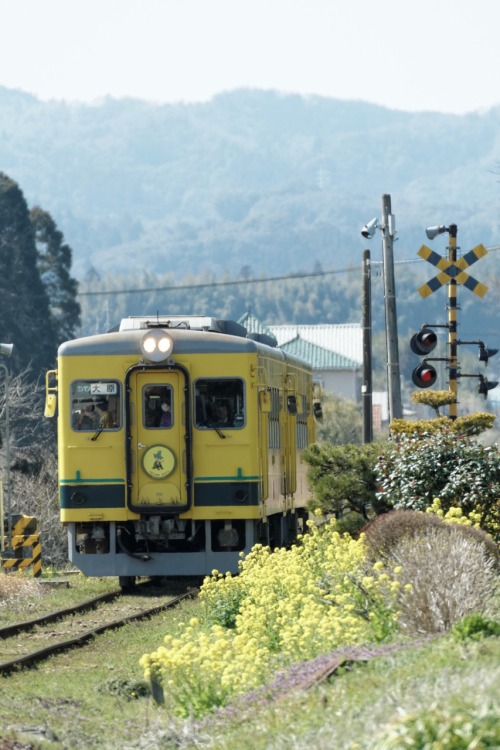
[1, 0, 499, 114]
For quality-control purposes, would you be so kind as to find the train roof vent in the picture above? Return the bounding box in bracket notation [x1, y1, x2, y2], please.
[119, 316, 247, 337]
[247, 332, 278, 347]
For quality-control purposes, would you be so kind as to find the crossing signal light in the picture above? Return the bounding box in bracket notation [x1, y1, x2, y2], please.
[478, 374, 498, 399]
[412, 363, 438, 388]
[410, 327, 438, 356]
[478, 343, 499, 364]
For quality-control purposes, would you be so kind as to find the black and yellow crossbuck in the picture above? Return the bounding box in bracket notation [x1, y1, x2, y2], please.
[417, 243, 488, 298]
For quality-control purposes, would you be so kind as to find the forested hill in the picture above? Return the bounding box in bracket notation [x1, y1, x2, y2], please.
[1, 85, 499, 285]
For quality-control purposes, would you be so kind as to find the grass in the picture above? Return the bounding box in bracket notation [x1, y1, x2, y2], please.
[0, 581, 201, 749]
[0, 569, 119, 627]
[0, 575, 498, 749]
[189, 636, 500, 750]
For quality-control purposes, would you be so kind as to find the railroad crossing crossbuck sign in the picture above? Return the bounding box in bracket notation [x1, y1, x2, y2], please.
[417, 243, 488, 298]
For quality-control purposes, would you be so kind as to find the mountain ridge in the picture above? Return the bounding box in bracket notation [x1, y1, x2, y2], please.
[1, 85, 499, 281]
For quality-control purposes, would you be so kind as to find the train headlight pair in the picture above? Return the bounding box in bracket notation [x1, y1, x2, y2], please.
[140, 330, 174, 362]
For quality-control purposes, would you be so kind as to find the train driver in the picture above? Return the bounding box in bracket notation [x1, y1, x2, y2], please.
[214, 400, 233, 427]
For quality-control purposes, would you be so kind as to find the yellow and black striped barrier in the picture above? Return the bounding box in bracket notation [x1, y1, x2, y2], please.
[1, 514, 42, 578]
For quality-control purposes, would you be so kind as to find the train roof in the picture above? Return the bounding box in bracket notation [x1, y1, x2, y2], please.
[58, 316, 311, 363]
[118, 315, 247, 336]
[118, 315, 279, 348]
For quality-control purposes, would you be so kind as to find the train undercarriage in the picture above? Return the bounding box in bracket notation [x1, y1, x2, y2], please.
[69, 510, 307, 586]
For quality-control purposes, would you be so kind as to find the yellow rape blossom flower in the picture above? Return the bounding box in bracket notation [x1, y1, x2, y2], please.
[140, 518, 401, 718]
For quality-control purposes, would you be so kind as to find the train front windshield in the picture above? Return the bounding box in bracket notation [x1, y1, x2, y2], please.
[71, 380, 121, 431]
[194, 378, 245, 429]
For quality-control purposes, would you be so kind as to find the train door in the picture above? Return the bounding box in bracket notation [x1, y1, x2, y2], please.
[127, 369, 190, 513]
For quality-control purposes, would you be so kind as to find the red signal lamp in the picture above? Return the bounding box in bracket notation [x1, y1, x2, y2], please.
[412, 363, 437, 388]
[410, 327, 438, 356]
[478, 374, 499, 399]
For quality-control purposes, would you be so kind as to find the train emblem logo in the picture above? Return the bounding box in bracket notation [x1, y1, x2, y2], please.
[142, 445, 176, 479]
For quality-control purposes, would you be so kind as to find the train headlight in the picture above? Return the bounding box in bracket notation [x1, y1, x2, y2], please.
[140, 330, 174, 362]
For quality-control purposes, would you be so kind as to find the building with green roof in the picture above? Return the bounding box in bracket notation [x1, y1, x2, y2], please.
[238, 312, 362, 402]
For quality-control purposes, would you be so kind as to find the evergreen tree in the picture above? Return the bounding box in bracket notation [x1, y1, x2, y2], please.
[30, 206, 81, 343]
[0, 172, 57, 375]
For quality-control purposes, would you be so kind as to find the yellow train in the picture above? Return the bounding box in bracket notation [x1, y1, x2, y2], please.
[45, 315, 319, 587]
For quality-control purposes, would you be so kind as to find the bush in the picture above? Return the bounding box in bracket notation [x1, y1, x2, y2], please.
[362, 510, 444, 560]
[452, 613, 500, 641]
[11, 450, 67, 567]
[362, 509, 500, 568]
[382, 526, 499, 634]
[375, 702, 500, 749]
[375, 429, 500, 541]
[304, 442, 388, 522]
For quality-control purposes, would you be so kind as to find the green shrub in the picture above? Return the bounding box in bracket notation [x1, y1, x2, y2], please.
[304, 441, 388, 521]
[452, 613, 500, 641]
[375, 429, 500, 541]
[374, 702, 500, 749]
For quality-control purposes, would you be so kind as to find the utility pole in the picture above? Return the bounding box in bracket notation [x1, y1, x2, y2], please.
[381, 194, 403, 422]
[362, 249, 373, 443]
[361, 195, 403, 425]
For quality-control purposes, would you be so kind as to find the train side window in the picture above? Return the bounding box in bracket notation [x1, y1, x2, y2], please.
[296, 393, 309, 448]
[143, 385, 173, 429]
[194, 378, 245, 429]
[268, 386, 280, 448]
[71, 380, 121, 431]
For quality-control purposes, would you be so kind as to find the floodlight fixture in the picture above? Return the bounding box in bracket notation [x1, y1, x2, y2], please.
[361, 218, 380, 239]
[425, 225, 448, 240]
[0, 343, 13, 358]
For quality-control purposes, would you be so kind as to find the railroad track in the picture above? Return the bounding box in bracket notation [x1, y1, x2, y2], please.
[0, 584, 196, 674]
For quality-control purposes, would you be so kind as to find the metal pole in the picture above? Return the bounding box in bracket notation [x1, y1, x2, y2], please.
[447, 224, 458, 419]
[381, 194, 403, 422]
[0, 363, 12, 557]
[362, 249, 373, 443]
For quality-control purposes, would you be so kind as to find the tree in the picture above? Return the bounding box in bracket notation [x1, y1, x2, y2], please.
[0, 173, 57, 375]
[314, 392, 363, 445]
[304, 441, 389, 533]
[0, 367, 65, 564]
[30, 206, 81, 343]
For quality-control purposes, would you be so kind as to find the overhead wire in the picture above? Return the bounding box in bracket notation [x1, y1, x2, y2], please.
[76, 243, 500, 298]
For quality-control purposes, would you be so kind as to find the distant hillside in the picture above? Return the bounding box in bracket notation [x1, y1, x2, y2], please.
[1, 86, 499, 282]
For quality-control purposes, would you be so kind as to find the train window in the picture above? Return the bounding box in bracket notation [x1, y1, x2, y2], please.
[268, 387, 280, 449]
[143, 385, 173, 429]
[71, 380, 121, 431]
[296, 393, 309, 449]
[194, 378, 245, 429]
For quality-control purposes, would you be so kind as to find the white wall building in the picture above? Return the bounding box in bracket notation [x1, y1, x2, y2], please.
[239, 314, 362, 402]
